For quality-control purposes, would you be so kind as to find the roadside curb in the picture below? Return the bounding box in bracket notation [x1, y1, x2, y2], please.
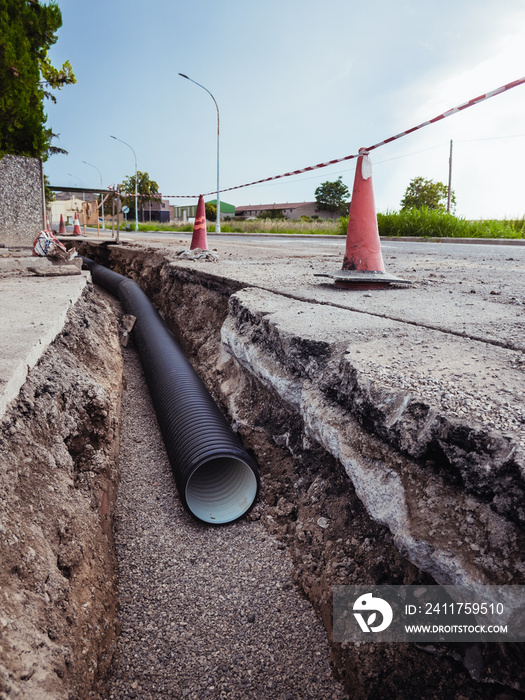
[84, 228, 525, 245]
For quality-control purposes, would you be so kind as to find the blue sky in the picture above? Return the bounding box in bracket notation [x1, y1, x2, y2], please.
[43, 0, 525, 219]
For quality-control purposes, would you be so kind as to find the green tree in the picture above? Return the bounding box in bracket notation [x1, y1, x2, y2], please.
[205, 202, 216, 221]
[314, 176, 350, 218]
[120, 171, 161, 221]
[0, 0, 76, 160]
[401, 176, 456, 213]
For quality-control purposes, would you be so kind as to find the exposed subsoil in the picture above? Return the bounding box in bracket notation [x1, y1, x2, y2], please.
[0, 284, 121, 699]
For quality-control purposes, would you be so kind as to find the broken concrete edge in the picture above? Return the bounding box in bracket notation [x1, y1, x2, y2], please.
[57, 235, 135, 245]
[220, 288, 524, 590]
[224, 289, 525, 522]
[0, 272, 89, 422]
[27, 265, 81, 277]
[0, 252, 82, 271]
[334, 355, 525, 526]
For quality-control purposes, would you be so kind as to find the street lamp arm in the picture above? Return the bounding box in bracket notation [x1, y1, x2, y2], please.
[82, 160, 102, 180]
[110, 134, 139, 231]
[178, 73, 221, 233]
[110, 135, 138, 169]
[178, 74, 219, 119]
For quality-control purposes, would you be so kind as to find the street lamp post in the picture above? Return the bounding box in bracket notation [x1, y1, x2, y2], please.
[179, 73, 221, 234]
[82, 160, 105, 230]
[110, 135, 139, 231]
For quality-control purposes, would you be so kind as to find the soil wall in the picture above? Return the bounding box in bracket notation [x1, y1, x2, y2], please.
[0, 283, 122, 699]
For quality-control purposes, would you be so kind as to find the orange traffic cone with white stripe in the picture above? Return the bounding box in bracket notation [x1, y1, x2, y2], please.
[72, 211, 82, 236]
[190, 195, 208, 250]
[329, 150, 410, 288]
[58, 214, 66, 234]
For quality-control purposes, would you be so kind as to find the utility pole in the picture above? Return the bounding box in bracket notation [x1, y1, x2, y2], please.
[111, 189, 115, 239]
[116, 187, 121, 244]
[447, 139, 453, 213]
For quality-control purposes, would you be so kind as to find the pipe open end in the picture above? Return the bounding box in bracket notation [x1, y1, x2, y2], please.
[185, 457, 259, 524]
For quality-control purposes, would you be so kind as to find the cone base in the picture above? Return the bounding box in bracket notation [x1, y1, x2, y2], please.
[335, 280, 392, 290]
[329, 269, 412, 288]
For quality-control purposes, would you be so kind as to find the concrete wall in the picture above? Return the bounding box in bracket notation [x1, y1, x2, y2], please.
[286, 202, 334, 219]
[50, 194, 100, 228]
[0, 155, 45, 247]
[235, 202, 336, 219]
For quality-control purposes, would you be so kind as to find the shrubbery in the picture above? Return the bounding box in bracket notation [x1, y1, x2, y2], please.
[116, 210, 524, 239]
[339, 208, 525, 239]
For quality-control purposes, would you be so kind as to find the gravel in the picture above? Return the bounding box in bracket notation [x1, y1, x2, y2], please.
[358, 355, 525, 446]
[106, 341, 348, 700]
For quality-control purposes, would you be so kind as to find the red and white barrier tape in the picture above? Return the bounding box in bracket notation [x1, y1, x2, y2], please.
[113, 76, 525, 200]
[361, 76, 525, 154]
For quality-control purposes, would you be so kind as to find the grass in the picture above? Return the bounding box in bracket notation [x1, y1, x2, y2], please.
[341, 208, 525, 239]
[112, 209, 525, 239]
[123, 218, 342, 235]
[216, 218, 341, 234]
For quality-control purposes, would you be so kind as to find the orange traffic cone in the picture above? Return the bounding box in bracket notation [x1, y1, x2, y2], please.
[72, 211, 82, 236]
[190, 195, 208, 250]
[329, 150, 410, 288]
[58, 214, 66, 234]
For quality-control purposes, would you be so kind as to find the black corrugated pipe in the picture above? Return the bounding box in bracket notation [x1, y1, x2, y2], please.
[81, 256, 260, 524]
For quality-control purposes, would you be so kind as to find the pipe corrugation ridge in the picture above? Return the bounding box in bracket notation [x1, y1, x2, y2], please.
[81, 256, 260, 524]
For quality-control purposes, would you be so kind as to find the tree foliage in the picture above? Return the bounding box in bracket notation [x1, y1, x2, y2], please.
[314, 176, 350, 217]
[400, 176, 456, 213]
[120, 171, 161, 220]
[0, 0, 76, 160]
[205, 202, 216, 221]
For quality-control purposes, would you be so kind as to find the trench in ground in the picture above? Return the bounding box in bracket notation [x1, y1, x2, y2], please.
[84, 244, 523, 700]
[105, 333, 348, 700]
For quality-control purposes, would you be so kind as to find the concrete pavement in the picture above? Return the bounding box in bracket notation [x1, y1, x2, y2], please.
[2, 235, 524, 436]
[2, 235, 524, 423]
[0, 252, 88, 419]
